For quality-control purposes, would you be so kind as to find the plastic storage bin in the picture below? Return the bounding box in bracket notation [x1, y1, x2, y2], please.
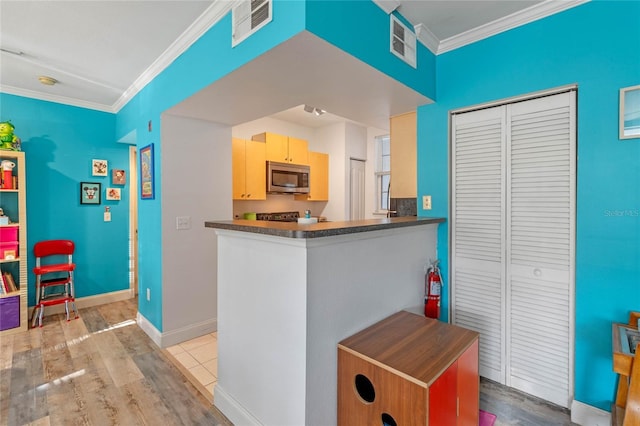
[0, 226, 18, 242]
[0, 295, 20, 331]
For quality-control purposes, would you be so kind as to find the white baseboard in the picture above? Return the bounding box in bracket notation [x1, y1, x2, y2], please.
[214, 384, 262, 426]
[160, 317, 217, 348]
[571, 399, 611, 426]
[29, 288, 134, 319]
[136, 311, 217, 349]
[136, 311, 163, 347]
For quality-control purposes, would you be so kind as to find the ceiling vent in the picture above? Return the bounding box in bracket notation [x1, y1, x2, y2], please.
[232, 0, 272, 47]
[390, 15, 416, 68]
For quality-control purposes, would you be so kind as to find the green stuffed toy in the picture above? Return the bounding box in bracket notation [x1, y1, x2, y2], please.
[0, 121, 21, 151]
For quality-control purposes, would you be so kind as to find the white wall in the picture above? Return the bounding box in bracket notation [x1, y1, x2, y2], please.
[161, 114, 232, 341]
[314, 122, 346, 221]
[232, 116, 315, 142]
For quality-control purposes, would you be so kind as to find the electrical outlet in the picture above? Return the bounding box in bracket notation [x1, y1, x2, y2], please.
[422, 195, 432, 210]
[146, 288, 151, 301]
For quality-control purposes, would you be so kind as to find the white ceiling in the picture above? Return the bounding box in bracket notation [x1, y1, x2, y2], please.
[0, 0, 583, 129]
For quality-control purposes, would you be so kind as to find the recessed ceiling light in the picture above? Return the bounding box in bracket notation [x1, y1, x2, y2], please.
[38, 76, 58, 86]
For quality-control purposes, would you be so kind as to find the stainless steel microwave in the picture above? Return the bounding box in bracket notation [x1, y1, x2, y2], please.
[266, 161, 310, 194]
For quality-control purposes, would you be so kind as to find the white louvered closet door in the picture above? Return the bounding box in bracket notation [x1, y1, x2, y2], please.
[451, 106, 507, 383]
[451, 91, 575, 408]
[506, 92, 575, 407]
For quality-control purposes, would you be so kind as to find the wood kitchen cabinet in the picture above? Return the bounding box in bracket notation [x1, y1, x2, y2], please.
[252, 132, 309, 165]
[390, 111, 417, 198]
[232, 137, 266, 200]
[294, 151, 328, 201]
[338, 311, 479, 426]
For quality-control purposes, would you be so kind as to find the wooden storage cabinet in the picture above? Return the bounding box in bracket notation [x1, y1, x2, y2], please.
[295, 151, 329, 201]
[338, 311, 479, 426]
[252, 132, 309, 165]
[232, 138, 266, 200]
[390, 111, 417, 198]
[0, 151, 27, 335]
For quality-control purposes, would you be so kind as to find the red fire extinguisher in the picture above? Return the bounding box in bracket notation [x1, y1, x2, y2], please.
[424, 260, 442, 319]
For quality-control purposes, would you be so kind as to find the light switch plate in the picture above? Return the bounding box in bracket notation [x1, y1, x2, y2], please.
[422, 195, 432, 210]
[176, 216, 191, 230]
[104, 212, 111, 222]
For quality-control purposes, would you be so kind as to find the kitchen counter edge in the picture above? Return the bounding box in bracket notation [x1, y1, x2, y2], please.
[204, 216, 445, 239]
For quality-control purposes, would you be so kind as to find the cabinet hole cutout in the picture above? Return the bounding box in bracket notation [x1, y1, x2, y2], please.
[354, 374, 375, 403]
[381, 413, 397, 426]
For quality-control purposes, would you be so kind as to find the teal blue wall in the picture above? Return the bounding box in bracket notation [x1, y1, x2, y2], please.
[305, 0, 435, 100]
[116, 1, 308, 330]
[0, 94, 129, 305]
[418, 1, 640, 411]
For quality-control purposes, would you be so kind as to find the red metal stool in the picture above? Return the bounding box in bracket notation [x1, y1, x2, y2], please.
[31, 240, 78, 327]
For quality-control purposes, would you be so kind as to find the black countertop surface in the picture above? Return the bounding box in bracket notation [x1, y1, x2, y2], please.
[204, 216, 445, 239]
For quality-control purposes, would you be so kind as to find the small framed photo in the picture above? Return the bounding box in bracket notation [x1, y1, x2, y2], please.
[106, 188, 121, 201]
[620, 85, 640, 139]
[92, 159, 108, 176]
[140, 143, 155, 200]
[80, 182, 101, 205]
[112, 169, 126, 185]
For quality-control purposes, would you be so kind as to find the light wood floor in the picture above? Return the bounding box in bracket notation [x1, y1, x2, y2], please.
[0, 298, 231, 426]
[1, 297, 577, 425]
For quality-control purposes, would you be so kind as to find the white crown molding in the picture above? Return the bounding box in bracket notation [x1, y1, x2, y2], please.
[372, 0, 400, 15]
[0, 84, 114, 113]
[112, 0, 236, 112]
[414, 23, 439, 54]
[437, 0, 590, 54]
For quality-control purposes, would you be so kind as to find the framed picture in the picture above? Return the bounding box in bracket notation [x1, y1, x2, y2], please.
[620, 84, 640, 139]
[112, 169, 126, 185]
[92, 159, 108, 176]
[140, 143, 155, 200]
[80, 182, 101, 204]
[106, 188, 121, 201]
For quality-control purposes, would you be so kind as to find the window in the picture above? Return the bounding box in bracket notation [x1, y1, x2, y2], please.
[375, 135, 391, 212]
[232, 0, 272, 47]
[390, 15, 416, 68]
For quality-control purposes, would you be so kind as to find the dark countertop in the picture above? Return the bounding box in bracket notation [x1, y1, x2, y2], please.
[204, 216, 445, 239]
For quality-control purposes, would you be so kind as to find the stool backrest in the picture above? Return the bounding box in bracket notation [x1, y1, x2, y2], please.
[34, 240, 75, 258]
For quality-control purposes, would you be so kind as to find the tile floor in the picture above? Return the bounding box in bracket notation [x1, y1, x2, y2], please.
[165, 332, 218, 403]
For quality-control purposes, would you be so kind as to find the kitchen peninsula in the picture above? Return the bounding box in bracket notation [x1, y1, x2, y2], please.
[205, 216, 445, 426]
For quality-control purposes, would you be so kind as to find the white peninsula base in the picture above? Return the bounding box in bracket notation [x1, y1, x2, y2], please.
[211, 220, 440, 426]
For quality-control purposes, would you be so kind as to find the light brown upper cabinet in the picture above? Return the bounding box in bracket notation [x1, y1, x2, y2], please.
[390, 111, 417, 198]
[232, 137, 266, 200]
[295, 151, 329, 201]
[252, 132, 309, 165]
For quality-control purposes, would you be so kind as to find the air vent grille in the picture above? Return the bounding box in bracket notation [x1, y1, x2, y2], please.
[232, 0, 272, 47]
[390, 15, 416, 67]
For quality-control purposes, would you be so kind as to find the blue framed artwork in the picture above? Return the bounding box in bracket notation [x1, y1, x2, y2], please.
[140, 143, 155, 200]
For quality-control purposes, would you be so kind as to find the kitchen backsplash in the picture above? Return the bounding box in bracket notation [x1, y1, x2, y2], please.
[233, 196, 328, 220]
[390, 197, 417, 217]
